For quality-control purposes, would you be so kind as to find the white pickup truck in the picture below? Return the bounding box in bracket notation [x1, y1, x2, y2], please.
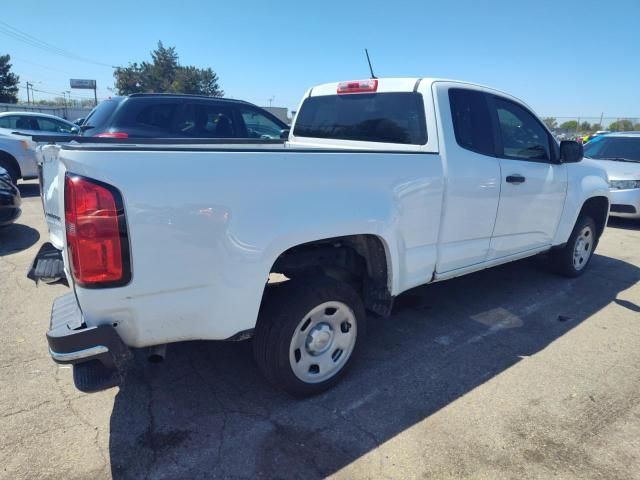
[32, 78, 610, 397]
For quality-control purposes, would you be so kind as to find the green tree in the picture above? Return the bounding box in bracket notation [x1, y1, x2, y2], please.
[542, 117, 557, 129]
[608, 119, 634, 131]
[634, 123, 640, 131]
[114, 42, 223, 96]
[0, 54, 20, 103]
[560, 120, 578, 130]
[580, 121, 591, 132]
[590, 123, 603, 131]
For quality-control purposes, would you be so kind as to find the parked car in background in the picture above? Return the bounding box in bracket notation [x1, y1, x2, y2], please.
[0, 130, 38, 183]
[584, 130, 610, 144]
[584, 132, 640, 219]
[0, 112, 79, 135]
[79, 94, 289, 139]
[0, 166, 21, 227]
[0, 112, 80, 183]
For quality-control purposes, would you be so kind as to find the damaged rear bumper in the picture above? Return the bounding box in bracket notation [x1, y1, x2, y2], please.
[47, 293, 132, 392]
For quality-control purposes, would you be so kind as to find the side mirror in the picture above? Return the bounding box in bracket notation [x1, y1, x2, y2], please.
[70, 126, 80, 134]
[280, 129, 290, 140]
[559, 140, 583, 163]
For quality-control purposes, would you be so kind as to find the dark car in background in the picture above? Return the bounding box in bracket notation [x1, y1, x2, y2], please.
[0, 166, 21, 227]
[80, 94, 289, 139]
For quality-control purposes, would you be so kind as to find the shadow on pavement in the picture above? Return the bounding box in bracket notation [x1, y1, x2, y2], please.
[0, 223, 40, 256]
[18, 183, 41, 198]
[108, 253, 639, 479]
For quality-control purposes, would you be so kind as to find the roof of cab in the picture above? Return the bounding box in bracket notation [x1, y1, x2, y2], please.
[304, 77, 534, 115]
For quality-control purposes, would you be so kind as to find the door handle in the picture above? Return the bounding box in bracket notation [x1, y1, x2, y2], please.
[506, 174, 526, 184]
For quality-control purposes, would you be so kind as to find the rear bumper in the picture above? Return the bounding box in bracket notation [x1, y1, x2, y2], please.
[609, 188, 640, 219]
[47, 293, 132, 391]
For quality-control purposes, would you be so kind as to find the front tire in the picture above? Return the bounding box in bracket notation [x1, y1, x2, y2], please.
[550, 215, 598, 277]
[253, 275, 365, 397]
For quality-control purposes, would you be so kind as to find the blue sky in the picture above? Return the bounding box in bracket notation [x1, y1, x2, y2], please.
[2, 0, 639, 117]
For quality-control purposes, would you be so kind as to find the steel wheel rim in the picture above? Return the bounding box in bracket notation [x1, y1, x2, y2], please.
[573, 225, 594, 271]
[289, 301, 357, 384]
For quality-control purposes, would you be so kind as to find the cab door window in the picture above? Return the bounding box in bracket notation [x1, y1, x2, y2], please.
[239, 109, 283, 139]
[36, 117, 74, 133]
[492, 97, 550, 161]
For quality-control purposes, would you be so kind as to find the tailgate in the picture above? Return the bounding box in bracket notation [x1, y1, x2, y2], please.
[38, 144, 66, 250]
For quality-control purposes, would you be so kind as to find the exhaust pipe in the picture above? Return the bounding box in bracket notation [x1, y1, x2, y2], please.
[148, 344, 167, 363]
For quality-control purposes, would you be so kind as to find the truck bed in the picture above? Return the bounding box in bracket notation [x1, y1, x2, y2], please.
[38, 137, 443, 347]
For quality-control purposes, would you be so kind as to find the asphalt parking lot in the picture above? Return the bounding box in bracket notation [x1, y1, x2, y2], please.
[1, 181, 639, 480]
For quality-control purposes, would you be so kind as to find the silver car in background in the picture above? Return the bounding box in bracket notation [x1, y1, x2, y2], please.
[0, 112, 79, 183]
[584, 132, 640, 219]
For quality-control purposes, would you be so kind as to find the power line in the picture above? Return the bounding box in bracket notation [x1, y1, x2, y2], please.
[18, 83, 98, 100]
[9, 55, 76, 76]
[0, 20, 115, 68]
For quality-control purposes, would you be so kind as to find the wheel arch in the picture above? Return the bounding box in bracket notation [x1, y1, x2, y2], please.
[267, 233, 394, 317]
[578, 196, 609, 238]
[0, 150, 21, 179]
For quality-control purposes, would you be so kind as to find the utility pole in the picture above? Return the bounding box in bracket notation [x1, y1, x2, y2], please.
[62, 91, 70, 118]
[93, 84, 98, 107]
[26, 82, 32, 105]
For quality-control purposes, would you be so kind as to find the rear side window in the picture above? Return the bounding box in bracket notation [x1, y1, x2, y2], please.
[174, 103, 237, 138]
[128, 103, 177, 132]
[448, 88, 494, 156]
[293, 92, 427, 145]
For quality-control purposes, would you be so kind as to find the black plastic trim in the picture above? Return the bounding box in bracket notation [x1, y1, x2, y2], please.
[610, 204, 637, 214]
[65, 173, 132, 289]
[29, 135, 286, 144]
[60, 146, 436, 154]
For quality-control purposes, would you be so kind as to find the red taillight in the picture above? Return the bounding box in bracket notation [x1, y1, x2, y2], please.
[337, 79, 378, 94]
[94, 132, 129, 138]
[64, 174, 130, 287]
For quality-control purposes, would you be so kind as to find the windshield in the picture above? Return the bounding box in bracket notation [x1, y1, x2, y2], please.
[583, 136, 640, 161]
[293, 92, 427, 145]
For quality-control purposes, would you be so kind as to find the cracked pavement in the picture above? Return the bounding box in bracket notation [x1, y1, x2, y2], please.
[1, 181, 640, 479]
